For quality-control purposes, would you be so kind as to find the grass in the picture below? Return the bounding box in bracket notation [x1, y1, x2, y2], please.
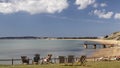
[0, 61, 120, 68]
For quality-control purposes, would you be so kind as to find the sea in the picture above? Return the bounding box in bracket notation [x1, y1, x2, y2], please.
[0, 39, 101, 64]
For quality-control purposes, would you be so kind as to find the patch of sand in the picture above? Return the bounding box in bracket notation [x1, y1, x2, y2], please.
[92, 47, 120, 57]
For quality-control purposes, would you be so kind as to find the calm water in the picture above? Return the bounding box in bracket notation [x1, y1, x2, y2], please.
[0, 39, 100, 59]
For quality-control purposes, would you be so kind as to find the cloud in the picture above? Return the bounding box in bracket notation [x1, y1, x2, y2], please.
[93, 3, 98, 8]
[93, 9, 114, 19]
[93, 3, 107, 8]
[114, 13, 120, 20]
[100, 3, 107, 7]
[75, 0, 95, 10]
[0, 0, 69, 14]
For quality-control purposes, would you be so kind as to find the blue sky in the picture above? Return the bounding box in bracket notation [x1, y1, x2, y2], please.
[0, 0, 120, 37]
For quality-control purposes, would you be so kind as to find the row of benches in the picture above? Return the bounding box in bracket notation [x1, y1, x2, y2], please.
[21, 55, 87, 65]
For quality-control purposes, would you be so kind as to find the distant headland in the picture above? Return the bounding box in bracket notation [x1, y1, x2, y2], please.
[0, 36, 98, 39]
[0, 31, 120, 40]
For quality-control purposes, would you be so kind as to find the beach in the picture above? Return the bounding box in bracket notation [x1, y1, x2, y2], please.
[78, 39, 120, 57]
[92, 47, 120, 57]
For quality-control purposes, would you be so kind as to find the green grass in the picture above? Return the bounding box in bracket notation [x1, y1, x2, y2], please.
[0, 61, 120, 68]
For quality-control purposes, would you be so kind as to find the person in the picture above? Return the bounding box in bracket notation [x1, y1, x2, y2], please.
[46, 54, 52, 63]
[79, 55, 87, 66]
[42, 54, 53, 64]
[33, 54, 40, 64]
[21, 56, 29, 64]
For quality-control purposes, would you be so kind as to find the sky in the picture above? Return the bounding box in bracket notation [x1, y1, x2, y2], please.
[0, 0, 120, 37]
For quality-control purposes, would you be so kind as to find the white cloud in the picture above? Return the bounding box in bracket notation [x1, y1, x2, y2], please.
[0, 0, 69, 14]
[100, 3, 107, 7]
[93, 3, 107, 8]
[75, 0, 95, 10]
[93, 9, 114, 19]
[93, 3, 98, 8]
[114, 13, 120, 19]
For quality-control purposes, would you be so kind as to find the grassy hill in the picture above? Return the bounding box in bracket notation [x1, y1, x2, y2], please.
[104, 32, 120, 40]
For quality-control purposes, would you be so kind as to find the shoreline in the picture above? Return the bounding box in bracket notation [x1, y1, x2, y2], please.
[92, 46, 120, 57]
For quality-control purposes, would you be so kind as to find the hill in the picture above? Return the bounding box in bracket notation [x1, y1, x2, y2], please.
[104, 32, 120, 40]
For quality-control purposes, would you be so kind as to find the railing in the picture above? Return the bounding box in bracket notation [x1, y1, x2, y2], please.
[0, 57, 97, 65]
[0, 58, 31, 65]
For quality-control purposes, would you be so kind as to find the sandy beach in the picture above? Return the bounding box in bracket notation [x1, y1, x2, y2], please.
[83, 39, 120, 57]
[79, 39, 120, 45]
[78, 39, 120, 57]
[92, 47, 120, 57]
